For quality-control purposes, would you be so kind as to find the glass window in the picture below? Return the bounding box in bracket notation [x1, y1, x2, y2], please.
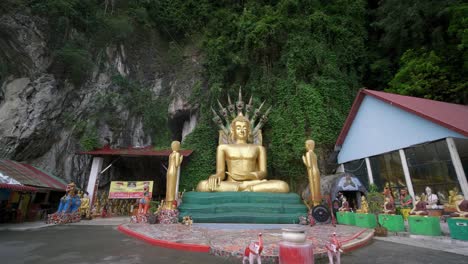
[343, 159, 369, 189]
[369, 151, 406, 203]
[405, 140, 461, 204]
[454, 138, 468, 183]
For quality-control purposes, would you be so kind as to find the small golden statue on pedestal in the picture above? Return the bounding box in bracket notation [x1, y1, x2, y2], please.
[356, 196, 369, 214]
[196, 89, 289, 193]
[80, 191, 90, 219]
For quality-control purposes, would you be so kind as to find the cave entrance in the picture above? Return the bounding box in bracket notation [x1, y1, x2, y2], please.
[78, 146, 192, 216]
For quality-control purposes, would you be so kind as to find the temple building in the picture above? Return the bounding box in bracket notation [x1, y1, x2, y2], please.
[0, 159, 68, 223]
[334, 89, 468, 202]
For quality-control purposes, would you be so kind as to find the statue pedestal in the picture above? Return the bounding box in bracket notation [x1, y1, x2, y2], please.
[336, 212, 355, 225]
[448, 218, 468, 241]
[378, 214, 405, 232]
[158, 209, 179, 224]
[408, 216, 441, 236]
[179, 192, 307, 224]
[355, 213, 377, 228]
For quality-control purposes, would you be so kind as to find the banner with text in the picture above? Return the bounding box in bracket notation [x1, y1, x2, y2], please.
[108, 181, 153, 199]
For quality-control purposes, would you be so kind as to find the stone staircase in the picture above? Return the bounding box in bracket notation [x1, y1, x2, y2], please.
[178, 192, 308, 224]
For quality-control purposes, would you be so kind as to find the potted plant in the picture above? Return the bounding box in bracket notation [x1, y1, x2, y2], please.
[367, 184, 387, 236]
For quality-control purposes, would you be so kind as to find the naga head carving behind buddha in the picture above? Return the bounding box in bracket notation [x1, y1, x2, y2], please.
[196, 90, 289, 193]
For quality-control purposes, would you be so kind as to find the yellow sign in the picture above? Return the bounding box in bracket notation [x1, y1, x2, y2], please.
[108, 181, 153, 199]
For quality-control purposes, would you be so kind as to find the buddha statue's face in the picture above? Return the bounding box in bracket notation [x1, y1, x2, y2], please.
[425, 187, 432, 194]
[171, 141, 180, 151]
[233, 121, 249, 140]
[305, 140, 315, 151]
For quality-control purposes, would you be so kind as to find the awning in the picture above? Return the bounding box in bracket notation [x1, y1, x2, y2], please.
[0, 160, 68, 191]
[0, 183, 37, 192]
[78, 145, 193, 157]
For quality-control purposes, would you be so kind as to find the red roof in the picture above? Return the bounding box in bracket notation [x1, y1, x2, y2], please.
[336, 89, 468, 147]
[78, 145, 193, 157]
[0, 160, 68, 191]
[0, 183, 38, 192]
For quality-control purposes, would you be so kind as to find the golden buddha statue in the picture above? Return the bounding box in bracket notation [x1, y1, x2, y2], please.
[356, 196, 369, 214]
[196, 113, 289, 193]
[302, 139, 321, 206]
[164, 141, 184, 209]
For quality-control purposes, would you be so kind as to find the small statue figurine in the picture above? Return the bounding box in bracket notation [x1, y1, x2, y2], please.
[424, 186, 438, 209]
[383, 184, 395, 204]
[444, 188, 464, 210]
[326, 232, 342, 264]
[80, 191, 90, 219]
[182, 215, 193, 226]
[450, 195, 468, 218]
[138, 183, 151, 215]
[164, 141, 183, 210]
[302, 139, 321, 207]
[410, 195, 428, 215]
[243, 233, 263, 264]
[382, 197, 395, 214]
[356, 196, 369, 214]
[338, 197, 350, 212]
[399, 188, 413, 208]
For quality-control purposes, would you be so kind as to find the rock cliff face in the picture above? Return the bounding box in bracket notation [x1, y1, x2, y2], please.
[0, 13, 203, 187]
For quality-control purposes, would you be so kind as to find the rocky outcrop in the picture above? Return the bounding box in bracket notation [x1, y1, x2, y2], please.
[0, 12, 203, 187]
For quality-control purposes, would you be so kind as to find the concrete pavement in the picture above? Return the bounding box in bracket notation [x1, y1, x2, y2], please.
[1, 217, 467, 258]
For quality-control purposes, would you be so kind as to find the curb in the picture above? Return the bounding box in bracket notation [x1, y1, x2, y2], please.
[117, 224, 211, 253]
[342, 230, 374, 253]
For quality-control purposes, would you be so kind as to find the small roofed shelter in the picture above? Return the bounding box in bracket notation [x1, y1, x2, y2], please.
[0, 159, 68, 222]
[78, 145, 193, 206]
[334, 89, 468, 202]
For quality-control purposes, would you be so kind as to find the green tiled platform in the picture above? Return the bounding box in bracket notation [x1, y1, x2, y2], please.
[178, 192, 308, 223]
[408, 216, 441, 236]
[447, 217, 468, 241]
[378, 214, 405, 232]
[336, 212, 356, 225]
[355, 213, 377, 228]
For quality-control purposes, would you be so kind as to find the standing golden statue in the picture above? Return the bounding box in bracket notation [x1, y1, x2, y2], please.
[196, 90, 289, 193]
[302, 139, 321, 206]
[165, 141, 183, 209]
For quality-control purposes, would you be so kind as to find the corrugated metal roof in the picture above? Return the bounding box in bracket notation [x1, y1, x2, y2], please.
[0, 159, 68, 191]
[336, 89, 468, 147]
[0, 183, 37, 192]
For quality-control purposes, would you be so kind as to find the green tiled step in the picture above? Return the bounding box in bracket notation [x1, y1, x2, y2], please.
[408, 216, 441, 236]
[179, 192, 308, 223]
[354, 213, 377, 228]
[182, 191, 304, 204]
[179, 212, 307, 224]
[447, 218, 468, 241]
[179, 203, 307, 214]
[379, 214, 405, 232]
[336, 212, 356, 225]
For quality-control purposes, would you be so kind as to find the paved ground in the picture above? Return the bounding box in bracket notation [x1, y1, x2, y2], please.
[0, 225, 467, 264]
[1, 218, 467, 264]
